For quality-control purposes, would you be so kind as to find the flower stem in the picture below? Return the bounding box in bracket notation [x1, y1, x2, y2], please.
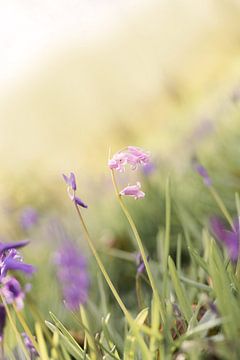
[209, 187, 233, 228]
[110, 170, 166, 324]
[74, 204, 152, 359]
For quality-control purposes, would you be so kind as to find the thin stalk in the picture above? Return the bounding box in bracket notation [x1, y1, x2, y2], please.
[111, 170, 166, 324]
[209, 187, 233, 228]
[12, 303, 40, 354]
[136, 275, 144, 311]
[1, 296, 30, 360]
[163, 177, 171, 299]
[74, 204, 151, 359]
[235, 192, 240, 279]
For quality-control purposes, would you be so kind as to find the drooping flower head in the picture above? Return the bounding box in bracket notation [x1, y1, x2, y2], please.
[54, 242, 89, 310]
[1, 276, 25, 309]
[20, 207, 38, 230]
[0, 249, 35, 280]
[22, 332, 39, 358]
[210, 216, 240, 262]
[0, 240, 35, 281]
[62, 172, 88, 208]
[108, 146, 150, 172]
[120, 182, 145, 200]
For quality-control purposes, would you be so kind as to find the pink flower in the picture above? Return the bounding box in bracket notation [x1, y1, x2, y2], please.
[127, 146, 150, 167]
[108, 146, 150, 172]
[108, 152, 128, 172]
[120, 182, 145, 200]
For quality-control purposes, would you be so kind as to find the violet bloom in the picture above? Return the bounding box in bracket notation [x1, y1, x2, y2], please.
[120, 182, 145, 200]
[0, 240, 29, 255]
[210, 216, 240, 262]
[54, 242, 89, 311]
[108, 152, 128, 172]
[0, 249, 35, 279]
[62, 172, 88, 208]
[108, 146, 150, 172]
[0, 305, 6, 342]
[22, 333, 39, 358]
[192, 159, 212, 187]
[136, 253, 150, 274]
[1, 276, 25, 309]
[20, 207, 38, 230]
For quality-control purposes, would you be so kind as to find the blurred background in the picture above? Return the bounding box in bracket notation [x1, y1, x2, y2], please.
[0, 0, 240, 322]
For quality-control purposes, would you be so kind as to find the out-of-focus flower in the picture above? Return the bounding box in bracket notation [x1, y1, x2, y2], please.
[210, 216, 239, 261]
[54, 242, 89, 310]
[136, 253, 150, 274]
[1, 276, 25, 309]
[20, 207, 38, 230]
[120, 182, 145, 200]
[0, 249, 35, 279]
[0, 305, 6, 342]
[142, 161, 156, 176]
[192, 159, 212, 187]
[62, 172, 88, 208]
[108, 146, 150, 172]
[22, 332, 39, 358]
[0, 240, 29, 255]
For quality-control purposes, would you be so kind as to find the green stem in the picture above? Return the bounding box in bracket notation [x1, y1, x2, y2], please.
[163, 177, 171, 299]
[111, 170, 166, 324]
[1, 297, 30, 360]
[74, 204, 151, 359]
[209, 187, 233, 228]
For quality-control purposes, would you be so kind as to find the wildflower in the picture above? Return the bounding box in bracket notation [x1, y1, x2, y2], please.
[120, 182, 145, 200]
[108, 152, 128, 172]
[108, 146, 150, 172]
[20, 207, 38, 230]
[0, 249, 35, 279]
[62, 172, 88, 208]
[54, 242, 89, 310]
[22, 332, 39, 358]
[1, 276, 25, 309]
[136, 253, 150, 274]
[0, 305, 6, 342]
[142, 161, 155, 176]
[0, 239, 29, 255]
[192, 159, 212, 187]
[210, 216, 239, 261]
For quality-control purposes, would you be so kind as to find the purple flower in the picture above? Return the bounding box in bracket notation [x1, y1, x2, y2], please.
[54, 242, 89, 310]
[20, 207, 38, 230]
[210, 216, 239, 262]
[142, 162, 156, 176]
[120, 182, 145, 200]
[62, 172, 88, 208]
[108, 152, 128, 172]
[1, 276, 25, 309]
[108, 146, 150, 172]
[22, 333, 39, 358]
[136, 253, 150, 274]
[0, 249, 35, 279]
[0, 240, 29, 255]
[62, 172, 76, 191]
[0, 305, 6, 342]
[127, 146, 150, 167]
[193, 160, 212, 187]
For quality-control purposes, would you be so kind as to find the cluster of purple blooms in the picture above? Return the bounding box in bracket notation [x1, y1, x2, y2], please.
[109, 146, 151, 199]
[54, 242, 89, 311]
[0, 239, 35, 348]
